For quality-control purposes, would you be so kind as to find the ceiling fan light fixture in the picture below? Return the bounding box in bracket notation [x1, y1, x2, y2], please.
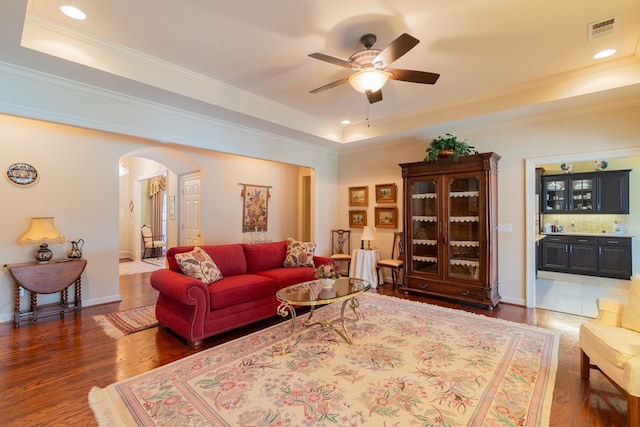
[348, 69, 388, 93]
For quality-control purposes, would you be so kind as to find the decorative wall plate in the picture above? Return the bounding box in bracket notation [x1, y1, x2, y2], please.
[6, 162, 38, 186]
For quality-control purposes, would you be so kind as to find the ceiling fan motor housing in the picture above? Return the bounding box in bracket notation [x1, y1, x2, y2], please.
[348, 49, 383, 70]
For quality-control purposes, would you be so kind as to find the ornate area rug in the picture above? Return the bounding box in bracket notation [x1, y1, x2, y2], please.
[119, 261, 161, 276]
[89, 294, 559, 426]
[94, 305, 158, 339]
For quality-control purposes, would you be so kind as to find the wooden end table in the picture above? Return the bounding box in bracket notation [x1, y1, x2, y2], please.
[4, 258, 87, 327]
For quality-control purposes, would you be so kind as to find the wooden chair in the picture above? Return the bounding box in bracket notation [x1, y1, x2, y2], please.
[330, 229, 351, 275]
[141, 224, 166, 259]
[376, 232, 404, 292]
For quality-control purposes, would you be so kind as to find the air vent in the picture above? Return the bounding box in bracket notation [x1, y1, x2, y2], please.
[588, 16, 618, 41]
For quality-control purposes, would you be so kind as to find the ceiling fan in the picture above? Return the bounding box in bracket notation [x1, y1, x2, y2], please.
[309, 33, 440, 104]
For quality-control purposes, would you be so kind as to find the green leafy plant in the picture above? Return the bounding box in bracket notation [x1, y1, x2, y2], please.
[424, 133, 478, 162]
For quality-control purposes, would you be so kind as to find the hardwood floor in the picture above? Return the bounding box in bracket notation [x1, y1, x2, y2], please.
[0, 272, 627, 426]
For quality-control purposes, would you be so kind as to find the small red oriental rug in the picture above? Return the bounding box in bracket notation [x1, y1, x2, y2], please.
[94, 305, 157, 339]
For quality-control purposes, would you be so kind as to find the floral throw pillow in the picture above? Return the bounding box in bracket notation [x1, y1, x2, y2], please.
[175, 247, 223, 284]
[283, 238, 316, 268]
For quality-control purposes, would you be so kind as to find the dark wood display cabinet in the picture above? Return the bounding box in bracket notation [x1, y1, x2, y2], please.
[541, 170, 630, 214]
[539, 235, 631, 279]
[399, 152, 500, 309]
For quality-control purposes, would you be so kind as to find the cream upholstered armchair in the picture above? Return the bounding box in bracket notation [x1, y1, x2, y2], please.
[579, 277, 640, 427]
[141, 224, 166, 259]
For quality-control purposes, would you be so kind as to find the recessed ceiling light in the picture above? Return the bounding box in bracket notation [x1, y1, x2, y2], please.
[60, 5, 86, 20]
[593, 49, 615, 59]
[341, 120, 351, 125]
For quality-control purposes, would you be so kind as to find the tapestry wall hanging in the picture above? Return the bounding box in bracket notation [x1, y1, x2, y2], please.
[241, 183, 270, 232]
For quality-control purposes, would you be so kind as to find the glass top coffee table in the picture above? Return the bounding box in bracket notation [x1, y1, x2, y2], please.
[276, 277, 371, 354]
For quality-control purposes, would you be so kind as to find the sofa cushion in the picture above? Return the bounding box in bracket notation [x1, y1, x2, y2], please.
[208, 275, 277, 310]
[622, 275, 640, 333]
[256, 267, 316, 290]
[174, 247, 223, 284]
[283, 238, 316, 267]
[204, 244, 248, 277]
[243, 241, 287, 273]
[580, 321, 640, 368]
[167, 244, 247, 276]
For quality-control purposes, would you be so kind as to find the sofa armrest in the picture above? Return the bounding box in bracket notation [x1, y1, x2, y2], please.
[313, 256, 335, 268]
[594, 298, 627, 327]
[150, 269, 209, 309]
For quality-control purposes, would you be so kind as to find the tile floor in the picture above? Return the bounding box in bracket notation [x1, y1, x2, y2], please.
[535, 270, 631, 318]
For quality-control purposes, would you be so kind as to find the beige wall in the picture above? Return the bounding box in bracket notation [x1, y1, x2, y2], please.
[1, 62, 639, 322]
[339, 103, 640, 305]
[0, 114, 336, 323]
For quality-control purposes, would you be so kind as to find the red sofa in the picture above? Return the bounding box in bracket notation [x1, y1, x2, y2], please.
[150, 240, 333, 349]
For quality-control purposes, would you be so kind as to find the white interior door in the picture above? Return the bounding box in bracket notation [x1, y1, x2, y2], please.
[180, 173, 202, 246]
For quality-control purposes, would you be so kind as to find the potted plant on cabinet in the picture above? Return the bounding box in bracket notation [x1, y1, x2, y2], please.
[424, 133, 478, 162]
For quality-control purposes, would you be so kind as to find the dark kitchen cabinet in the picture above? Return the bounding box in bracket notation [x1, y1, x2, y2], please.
[539, 235, 631, 279]
[598, 237, 632, 279]
[597, 170, 630, 213]
[541, 170, 630, 214]
[568, 236, 598, 275]
[540, 235, 569, 270]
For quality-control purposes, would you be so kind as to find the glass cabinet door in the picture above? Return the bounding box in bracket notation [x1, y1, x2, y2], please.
[410, 179, 439, 276]
[569, 177, 593, 211]
[543, 178, 567, 212]
[448, 176, 481, 281]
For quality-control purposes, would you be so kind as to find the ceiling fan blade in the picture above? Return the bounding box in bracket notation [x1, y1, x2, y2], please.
[387, 68, 440, 84]
[366, 89, 383, 104]
[308, 53, 351, 68]
[309, 77, 349, 93]
[373, 33, 419, 68]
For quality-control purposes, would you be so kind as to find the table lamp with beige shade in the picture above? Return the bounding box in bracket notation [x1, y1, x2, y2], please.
[361, 225, 375, 250]
[18, 217, 65, 263]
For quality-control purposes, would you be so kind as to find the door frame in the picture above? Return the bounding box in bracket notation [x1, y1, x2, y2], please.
[179, 172, 202, 246]
[525, 147, 640, 308]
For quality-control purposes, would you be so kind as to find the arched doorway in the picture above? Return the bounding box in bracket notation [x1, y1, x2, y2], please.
[118, 147, 201, 261]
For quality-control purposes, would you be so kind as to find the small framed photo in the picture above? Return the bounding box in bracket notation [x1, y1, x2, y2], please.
[375, 207, 398, 228]
[349, 186, 369, 206]
[349, 210, 367, 228]
[375, 183, 397, 203]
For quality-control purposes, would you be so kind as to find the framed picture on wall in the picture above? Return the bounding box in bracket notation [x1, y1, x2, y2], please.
[375, 183, 396, 203]
[349, 210, 367, 228]
[349, 186, 368, 206]
[374, 207, 397, 228]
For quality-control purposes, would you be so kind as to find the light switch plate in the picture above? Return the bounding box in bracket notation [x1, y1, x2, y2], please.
[497, 223, 512, 232]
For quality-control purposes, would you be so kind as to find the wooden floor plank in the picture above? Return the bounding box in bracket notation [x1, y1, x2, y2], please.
[0, 272, 627, 426]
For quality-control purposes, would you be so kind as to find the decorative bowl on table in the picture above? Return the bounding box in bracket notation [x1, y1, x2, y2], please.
[318, 278, 336, 288]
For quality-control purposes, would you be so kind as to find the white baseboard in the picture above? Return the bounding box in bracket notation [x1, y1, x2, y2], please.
[500, 296, 525, 306]
[0, 294, 122, 325]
